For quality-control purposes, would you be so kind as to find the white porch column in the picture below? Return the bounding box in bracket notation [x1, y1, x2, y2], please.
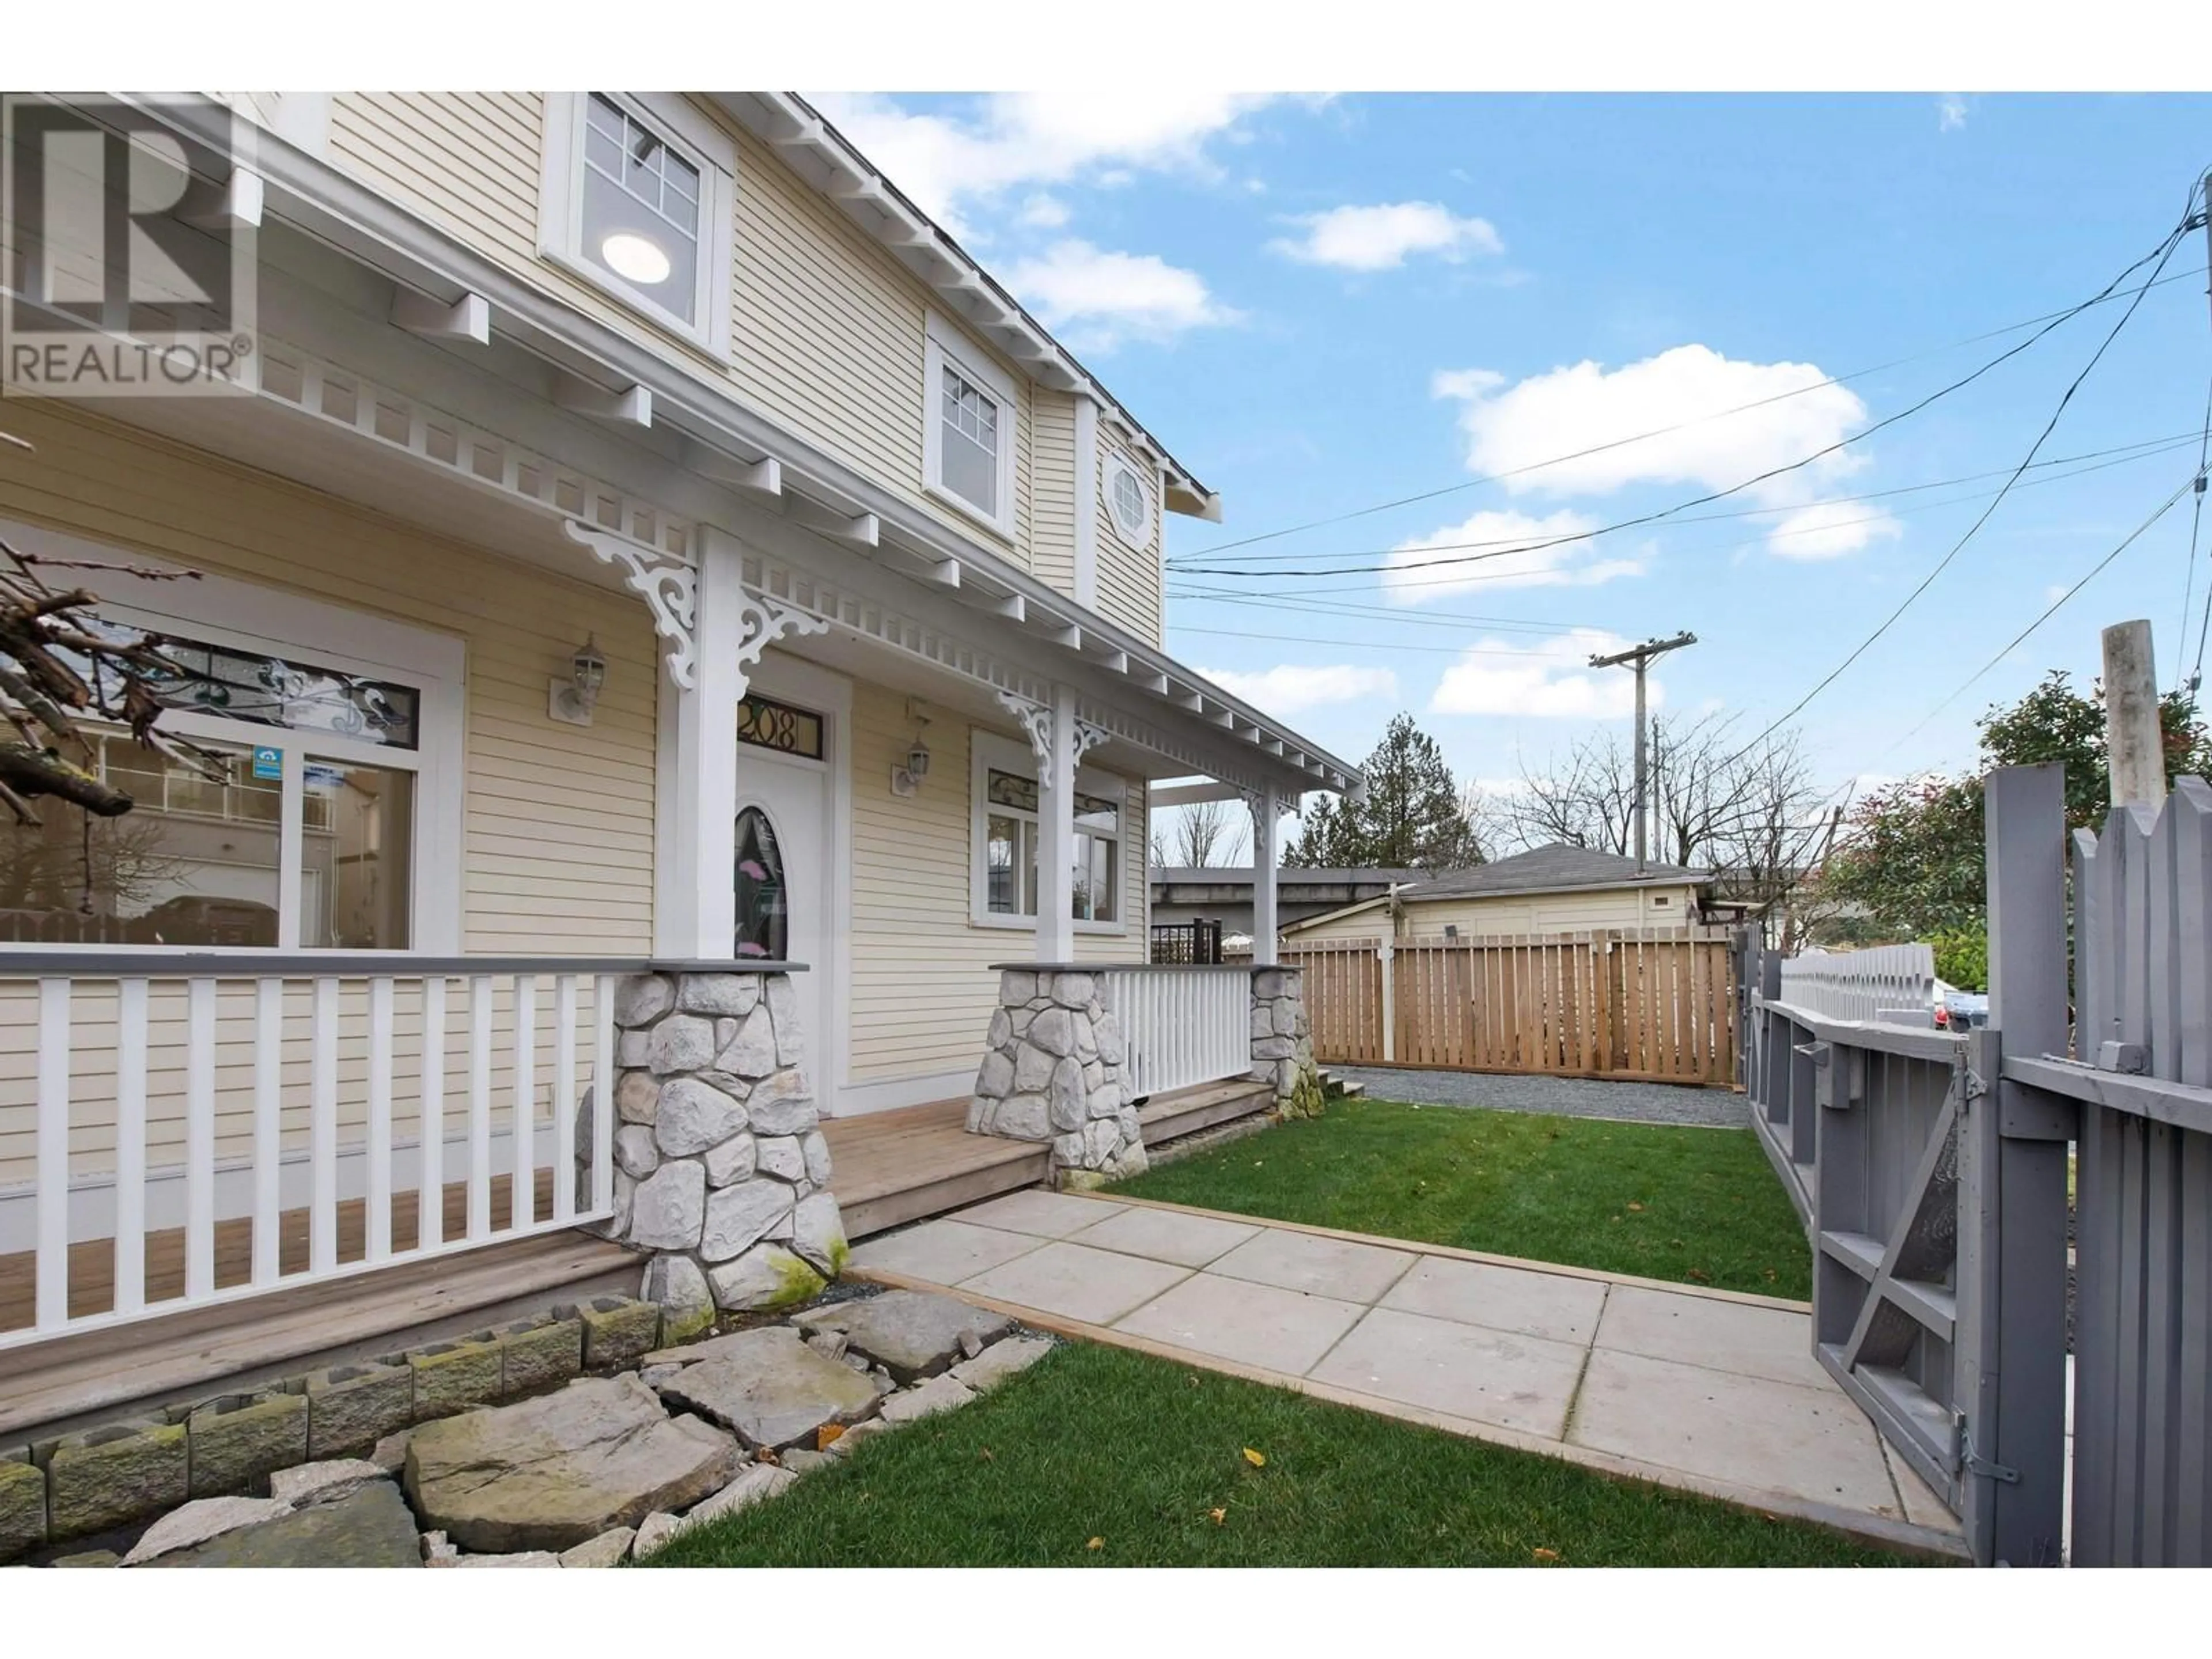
[1035, 683, 1078, 964]
[1248, 785, 1281, 967]
[656, 529, 744, 959]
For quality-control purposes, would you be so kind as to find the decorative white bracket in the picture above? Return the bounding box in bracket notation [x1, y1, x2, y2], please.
[732, 589, 830, 699]
[996, 689, 1054, 763]
[995, 691, 1112, 771]
[563, 518, 699, 690]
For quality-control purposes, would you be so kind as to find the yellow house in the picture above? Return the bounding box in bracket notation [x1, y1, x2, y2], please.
[1282, 846, 1714, 944]
[0, 92, 1356, 1423]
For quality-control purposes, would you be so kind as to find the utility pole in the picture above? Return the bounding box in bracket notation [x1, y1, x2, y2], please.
[1589, 631, 1696, 873]
[2102, 618, 2166, 809]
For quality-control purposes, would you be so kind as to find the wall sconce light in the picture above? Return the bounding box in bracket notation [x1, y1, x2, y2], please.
[891, 699, 932, 797]
[548, 634, 607, 727]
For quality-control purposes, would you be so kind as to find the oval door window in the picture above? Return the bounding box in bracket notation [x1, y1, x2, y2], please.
[734, 805, 789, 961]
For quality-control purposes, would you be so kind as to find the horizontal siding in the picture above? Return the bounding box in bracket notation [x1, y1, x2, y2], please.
[845, 683, 1142, 1087]
[321, 97, 1073, 577]
[1289, 884, 1699, 944]
[1029, 388, 1078, 597]
[1094, 437, 1163, 644]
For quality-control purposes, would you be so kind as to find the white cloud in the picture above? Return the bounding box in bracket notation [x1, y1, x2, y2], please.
[2045, 583, 2072, 604]
[1430, 630, 1660, 719]
[1429, 344, 1903, 558]
[1268, 202, 1503, 272]
[1017, 193, 1070, 229]
[1765, 499, 1907, 561]
[805, 92, 1287, 237]
[1938, 94, 1969, 131]
[1003, 240, 1239, 351]
[1198, 663, 1397, 717]
[1381, 507, 1645, 603]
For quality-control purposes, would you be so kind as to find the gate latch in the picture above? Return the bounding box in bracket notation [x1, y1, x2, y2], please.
[1959, 1431, 2020, 1484]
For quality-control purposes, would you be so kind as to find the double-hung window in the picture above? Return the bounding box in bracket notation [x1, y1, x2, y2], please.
[540, 92, 734, 354]
[971, 731, 1122, 930]
[923, 312, 1018, 540]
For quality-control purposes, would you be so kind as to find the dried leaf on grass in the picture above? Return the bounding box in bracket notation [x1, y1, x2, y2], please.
[1242, 1447, 1267, 1468]
[1086, 1536, 1105, 1551]
[1532, 1547, 1560, 1563]
[1207, 1508, 1228, 1526]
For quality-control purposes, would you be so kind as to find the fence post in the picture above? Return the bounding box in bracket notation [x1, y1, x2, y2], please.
[1958, 763, 2073, 1565]
[1378, 938, 1396, 1064]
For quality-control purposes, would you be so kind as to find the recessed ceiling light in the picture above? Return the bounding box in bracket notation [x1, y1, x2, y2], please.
[600, 233, 671, 285]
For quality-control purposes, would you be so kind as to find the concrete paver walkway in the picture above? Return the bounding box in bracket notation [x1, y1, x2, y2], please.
[851, 1190, 1964, 1556]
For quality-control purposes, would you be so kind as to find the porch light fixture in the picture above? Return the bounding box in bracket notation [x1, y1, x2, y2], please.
[548, 634, 608, 728]
[600, 232, 672, 286]
[891, 700, 933, 797]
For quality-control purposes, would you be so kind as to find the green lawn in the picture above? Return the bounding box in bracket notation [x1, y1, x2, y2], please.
[639, 1340, 1916, 1567]
[1112, 1098, 1812, 1300]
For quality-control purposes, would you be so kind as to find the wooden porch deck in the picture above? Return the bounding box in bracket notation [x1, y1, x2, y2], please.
[0, 1080, 1276, 1441]
[823, 1075, 1276, 1241]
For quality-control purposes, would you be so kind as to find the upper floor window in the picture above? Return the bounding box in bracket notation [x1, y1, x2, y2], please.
[1103, 452, 1153, 545]
[923, 312, 1017, 540]
[539, 92, 734, 355]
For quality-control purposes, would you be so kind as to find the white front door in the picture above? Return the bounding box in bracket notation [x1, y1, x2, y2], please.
[733, 678, 838, 1115]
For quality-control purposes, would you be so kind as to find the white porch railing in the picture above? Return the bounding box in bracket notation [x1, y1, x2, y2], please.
[3, 952, 630, 1350]
[1098, 965, 1252, 1100]
[1775, 943, 1937, 1022]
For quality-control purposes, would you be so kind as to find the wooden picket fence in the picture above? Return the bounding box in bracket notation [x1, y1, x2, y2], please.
[1282, 931, 1736, 1086]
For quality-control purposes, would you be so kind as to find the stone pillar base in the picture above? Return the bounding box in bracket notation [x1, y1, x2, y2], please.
[608, 969, 846, 1331]
[1250, 966, 1324, 1120]
[969, 968, 1146, 1183]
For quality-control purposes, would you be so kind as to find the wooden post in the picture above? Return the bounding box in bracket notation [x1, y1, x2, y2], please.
[1035, 684, 1077, 965]
[2103, 620, 2166, 810]
[1959, 763, 2074, 1565]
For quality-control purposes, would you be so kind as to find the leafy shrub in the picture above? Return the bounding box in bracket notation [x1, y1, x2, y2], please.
[1927, 926, 1988, 993]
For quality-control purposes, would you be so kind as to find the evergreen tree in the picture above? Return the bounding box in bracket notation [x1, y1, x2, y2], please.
[1284, 713, 1482, 870]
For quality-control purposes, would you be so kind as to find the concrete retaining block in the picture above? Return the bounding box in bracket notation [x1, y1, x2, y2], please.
[298, 1363, 415, 1461]
[41, 1418, 189, 1541]
[1, 1452, 46, 1563]
[562, 1294, 662, 1369]
[184, 1391, 310, 1498]
[496, 1314, 585, 1396]
[407, 1335, 503, 1420]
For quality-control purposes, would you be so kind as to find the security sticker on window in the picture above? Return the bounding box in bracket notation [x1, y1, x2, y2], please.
[251, 745, 282, 780]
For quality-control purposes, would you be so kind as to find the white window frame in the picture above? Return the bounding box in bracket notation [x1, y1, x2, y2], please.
[0, 520, 465, 956]
[1100, 449, 1154, 549]
[923, 311, 1020, 542]
[968, 728, 1125, 936]
[539, 91, 736, 358]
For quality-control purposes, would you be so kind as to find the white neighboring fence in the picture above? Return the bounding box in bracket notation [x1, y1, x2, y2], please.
[1775, 943, 1937, 1022]
[7, 953, 623, 1350]
[1097, 965, 1252, 1100]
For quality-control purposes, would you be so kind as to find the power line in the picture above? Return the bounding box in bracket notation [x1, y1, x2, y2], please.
[1177, 429, 2200, 570]
[1168, 265, 2205, 560]
[1166, 624, 1588, 656]
[1715, 213, 2197, 767]
[1892, 475, 2200, 751]
[1168, 431, 2205, 609]
[2175, 376, 2211, 691]
[1170, 225, 2193, 584]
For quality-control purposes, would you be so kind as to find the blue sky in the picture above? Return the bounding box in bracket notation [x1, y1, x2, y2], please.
[817, 92, 2212, 820]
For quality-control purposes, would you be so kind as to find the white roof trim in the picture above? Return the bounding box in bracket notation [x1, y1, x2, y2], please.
[711, 92, 1221, 524]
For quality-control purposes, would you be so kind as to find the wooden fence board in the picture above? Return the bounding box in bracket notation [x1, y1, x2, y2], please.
[1283, 932, 1736, 1086]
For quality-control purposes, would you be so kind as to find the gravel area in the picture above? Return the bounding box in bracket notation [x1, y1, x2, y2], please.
[1332, 1066, 1751, 1130]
